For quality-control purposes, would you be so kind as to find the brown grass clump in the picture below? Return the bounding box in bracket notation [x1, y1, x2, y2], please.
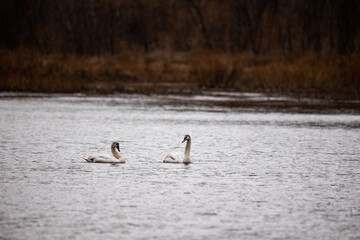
[190, 52, 243, 89]
[187, 51, 360, 100]
[0, 48, 138, 93]
[242, 53, 360, 99]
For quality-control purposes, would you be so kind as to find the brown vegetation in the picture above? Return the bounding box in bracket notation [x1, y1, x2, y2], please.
[1, 48, 359, 100]
[0, 0, 359, 99]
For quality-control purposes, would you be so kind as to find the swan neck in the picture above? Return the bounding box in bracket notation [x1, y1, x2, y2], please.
[111, 145, 123, 160]
[184, 140, 191, 162]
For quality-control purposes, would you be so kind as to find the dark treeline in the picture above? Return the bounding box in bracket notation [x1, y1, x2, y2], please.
[1, 0, 359, 56]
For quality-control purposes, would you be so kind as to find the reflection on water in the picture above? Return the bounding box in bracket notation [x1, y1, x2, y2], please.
[0, 93, 359, 240]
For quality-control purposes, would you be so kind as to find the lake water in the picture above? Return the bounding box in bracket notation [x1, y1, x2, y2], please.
[0, 93, 359, 240]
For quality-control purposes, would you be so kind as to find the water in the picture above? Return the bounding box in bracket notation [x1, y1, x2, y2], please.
[0, 93, 359, 240]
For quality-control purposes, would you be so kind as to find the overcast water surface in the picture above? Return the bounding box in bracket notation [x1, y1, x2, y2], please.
[0, 93, 359, 240]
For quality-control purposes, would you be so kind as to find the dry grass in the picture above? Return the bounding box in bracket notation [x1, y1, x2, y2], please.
[190, 51, 360, 100]
[242, 53, 360, 99]
[0, 48, 138, 93]
[0, 48, 359, 99]
[0, 48, 194, 93]
[190, 52, 243, 89]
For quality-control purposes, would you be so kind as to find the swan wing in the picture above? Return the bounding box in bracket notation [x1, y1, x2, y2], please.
[163, 153, 183, 163]
[85, 155, 101, 162]
[86, 155, 124, 164]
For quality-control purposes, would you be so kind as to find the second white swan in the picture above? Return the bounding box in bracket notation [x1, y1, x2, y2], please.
[163, 134, 191, 164]
[85, 142, 125, 163]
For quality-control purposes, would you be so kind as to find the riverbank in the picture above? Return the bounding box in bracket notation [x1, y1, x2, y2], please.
[1, 48, 359, 100]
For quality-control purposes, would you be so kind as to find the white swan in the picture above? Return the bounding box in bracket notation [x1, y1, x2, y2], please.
[85, 142, 125, 163]
[163, 134, 191, 164]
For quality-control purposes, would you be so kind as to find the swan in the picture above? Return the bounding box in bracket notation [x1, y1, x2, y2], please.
[85, 142, 125, 163]
[163, 134, 191, 164]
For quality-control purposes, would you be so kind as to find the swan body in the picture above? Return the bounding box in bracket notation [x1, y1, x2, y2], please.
[164, 134, 191, 164]
[85, 142, 125, 163]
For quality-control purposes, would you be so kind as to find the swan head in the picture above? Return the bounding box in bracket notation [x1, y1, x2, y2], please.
[111, 142, 120, 152]
[182, 134, 191, 143]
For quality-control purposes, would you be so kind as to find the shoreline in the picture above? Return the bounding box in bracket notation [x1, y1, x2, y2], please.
[1, 90, 359, 114]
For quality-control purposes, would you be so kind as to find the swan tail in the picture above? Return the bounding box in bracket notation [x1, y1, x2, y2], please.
[163, 155, 174, 162]
[84, 157, 95, 162]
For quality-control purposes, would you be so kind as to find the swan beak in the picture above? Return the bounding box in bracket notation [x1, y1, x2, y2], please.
[182, 139, 186, 143]
[117, 145, 120, 152]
